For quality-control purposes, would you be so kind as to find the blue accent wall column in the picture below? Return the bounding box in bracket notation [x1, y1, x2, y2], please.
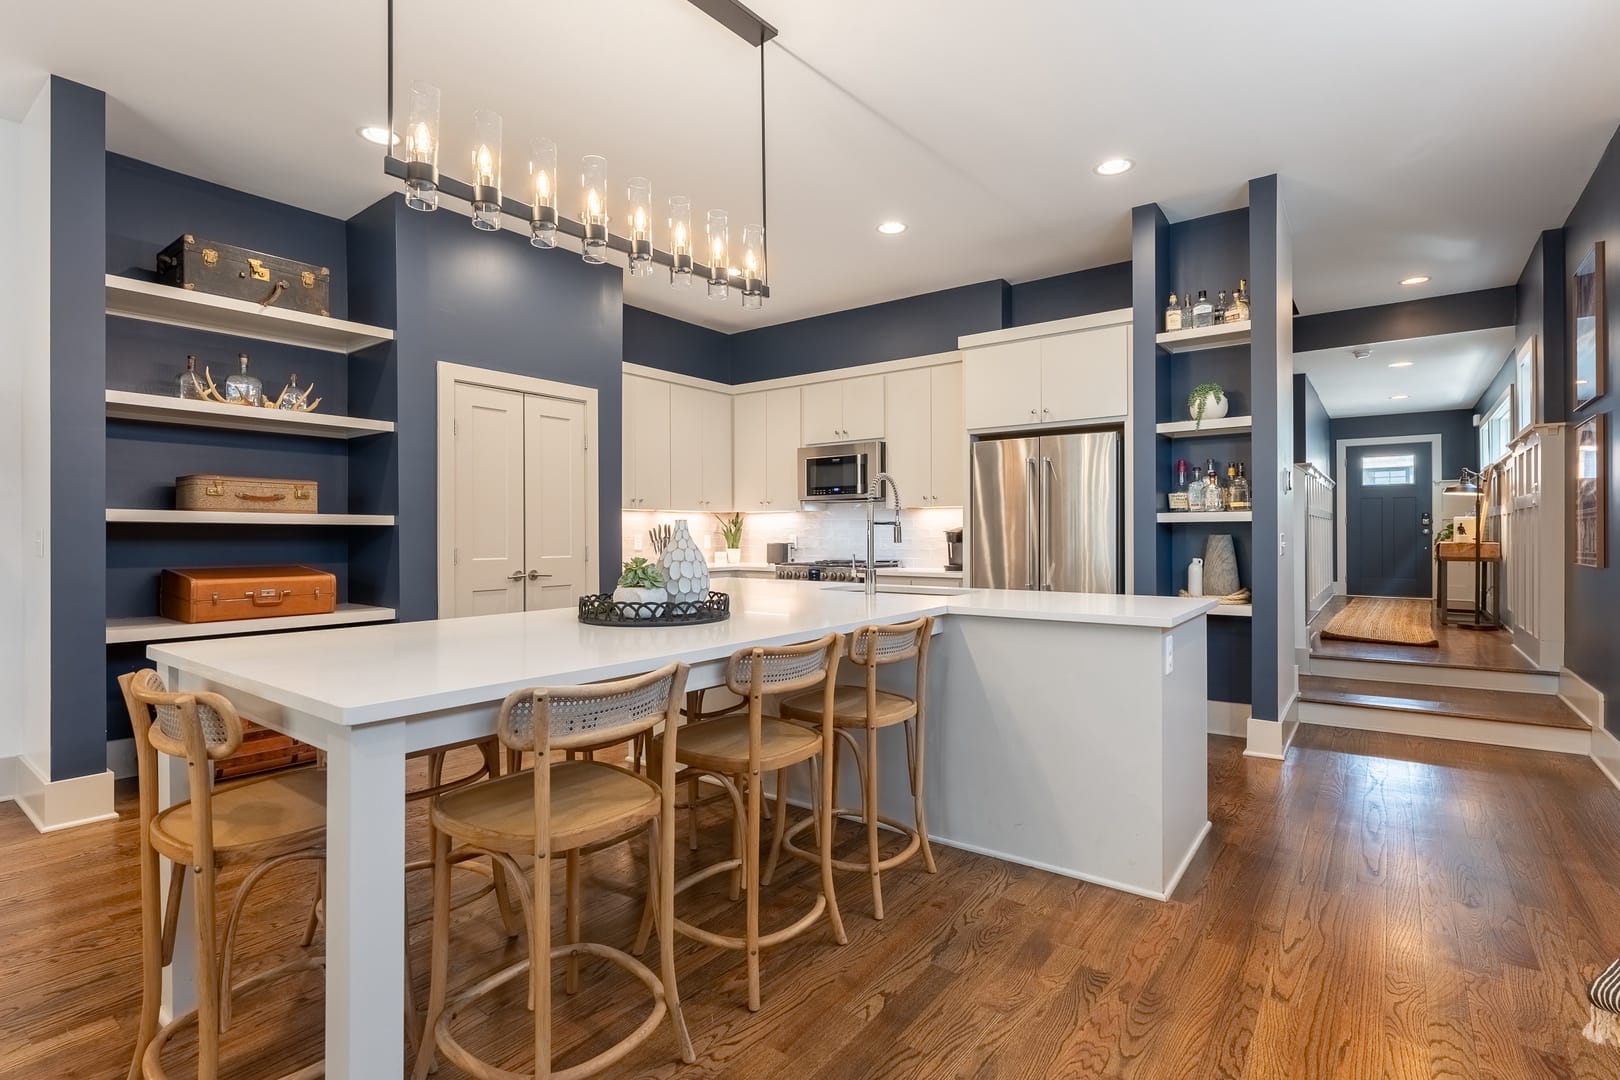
[1130, 204, 1168, 595]
[49, 78, 108, 781]
[1248, 175, 1295, 725]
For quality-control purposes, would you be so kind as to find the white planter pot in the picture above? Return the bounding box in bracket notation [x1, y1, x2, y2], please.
[726, 548, 741, 565]
[612, 585, 667, 618]
[1191, 391, 1229, 424]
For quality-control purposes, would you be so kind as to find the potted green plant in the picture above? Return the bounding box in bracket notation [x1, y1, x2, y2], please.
[1188, 383, 1228, 428]
[613, 557, 668, 616]
[713, 512, 744, 565]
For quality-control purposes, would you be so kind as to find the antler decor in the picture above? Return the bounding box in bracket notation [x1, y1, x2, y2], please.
[196, 367, 321, 412]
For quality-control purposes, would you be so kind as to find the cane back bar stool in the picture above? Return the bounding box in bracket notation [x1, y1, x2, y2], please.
[777, 616, 937, 920]
[648, 632, 848, 1012]
[412, 663, 696, 1080]
[119, 670, 326, 1080]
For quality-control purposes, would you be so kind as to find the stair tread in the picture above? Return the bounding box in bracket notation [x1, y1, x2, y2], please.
[1298, 676, 1589, 731]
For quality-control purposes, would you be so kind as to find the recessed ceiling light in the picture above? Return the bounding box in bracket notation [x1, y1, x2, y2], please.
[1094, 158, 1134, 176]
[1399, 275, 1430, 286]
[876, 221, 907, 235]
[358, 125, 400, 147]
[1391, 394, 1410, 401]
[1388, 360, 1414, 368]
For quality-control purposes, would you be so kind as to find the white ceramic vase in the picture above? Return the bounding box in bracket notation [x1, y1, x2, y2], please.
[658, 520, 711, 614]
[1191, 390, 1229, 424]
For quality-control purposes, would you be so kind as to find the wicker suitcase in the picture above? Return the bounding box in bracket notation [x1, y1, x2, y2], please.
[175, 474, 317, 514]
[160, 565, 337, 624]
[155, 235, 332, 317]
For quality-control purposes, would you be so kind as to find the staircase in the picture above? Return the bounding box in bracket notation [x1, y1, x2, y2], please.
[1297, 674, 1590, 754]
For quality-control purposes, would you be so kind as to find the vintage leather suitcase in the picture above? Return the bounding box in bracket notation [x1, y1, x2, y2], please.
[160, 565, 337, 624]
[176, 474, 318, 514]
[214, 720, 320, 781]
[155, 234, 332, 317]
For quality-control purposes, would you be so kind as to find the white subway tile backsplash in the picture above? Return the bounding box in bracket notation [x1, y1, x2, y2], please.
[620, 504, 963, 571]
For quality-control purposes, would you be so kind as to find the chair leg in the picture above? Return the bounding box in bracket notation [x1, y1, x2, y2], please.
[652, 818, 695, 1062]
[762, 767, 789, 886]
[533, 848, 554, 1080]
[128, 846, 164, 1080]
[687, 775, 700, 852]
[301, 861, 325, 947]
[865, 725, 884, 920]
[160, 864, 186, 966]
[818, 746, 848, 948]
[409, 826, 453, 1080]
[491, 856, 523, 939]
[729, 775, 744, 902]
[907, 717, 937, 874]
[192, 859, 222, 1080]
[744, 766, 763, 1012]
[565, 850, 581, 995]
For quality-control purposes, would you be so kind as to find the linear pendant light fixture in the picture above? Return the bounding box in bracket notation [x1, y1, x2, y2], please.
[381, 0, 774, 305]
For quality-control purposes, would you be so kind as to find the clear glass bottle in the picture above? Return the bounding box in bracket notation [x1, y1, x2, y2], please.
[277, 372, 303, 410]
[1215, 289, 1229, 324]
[1192, 290, 1214, 328]
[1231, 463, 1252, 509]
[176, 355, 204, 400]
[1202, 462, 1224, 512]
[1229, 278, 1250, 323]
[224, 352, 261, 406]
[1165, 293, 1182, 332]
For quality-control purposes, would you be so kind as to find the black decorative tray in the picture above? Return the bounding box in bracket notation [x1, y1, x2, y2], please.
[577, 591, 731, 627]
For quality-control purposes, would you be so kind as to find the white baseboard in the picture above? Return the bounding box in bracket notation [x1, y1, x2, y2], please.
[1242, 694, 1300, 761]
[10, 755, 118, 832]
[1561, 667, 1605, 731]
[1593, 724, 1620, 794]
[107, 737, 137, 781]
[0, 756, 14, 802]
[1207, 701, 1250, 738]
[1299, 701, 1591, 755]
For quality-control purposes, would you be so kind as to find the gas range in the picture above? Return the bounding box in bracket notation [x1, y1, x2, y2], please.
[773, 559, 900, 583]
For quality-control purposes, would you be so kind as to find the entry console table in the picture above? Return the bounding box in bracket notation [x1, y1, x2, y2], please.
[149, 580, 1214, 1078]
[1435, 545, 1503, 629]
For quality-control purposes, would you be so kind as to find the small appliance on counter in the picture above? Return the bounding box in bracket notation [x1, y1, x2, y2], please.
[765, 541, 795, 564]
[944, 528, 963, 572]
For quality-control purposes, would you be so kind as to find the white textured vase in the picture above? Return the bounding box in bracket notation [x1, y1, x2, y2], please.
[1191, 391, 1229, 424]
[658, 520, 711, 614]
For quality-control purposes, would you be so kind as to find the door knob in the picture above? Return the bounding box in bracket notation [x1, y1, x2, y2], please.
[508, 570, 526, 581]
[527, 570, 551, 580]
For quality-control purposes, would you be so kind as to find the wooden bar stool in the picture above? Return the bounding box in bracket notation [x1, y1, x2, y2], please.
[119, 670, 326, 1080]
[777, 616, 936, 920]
[411, 663, 695, 1080]
[646, 633, 848, 1011]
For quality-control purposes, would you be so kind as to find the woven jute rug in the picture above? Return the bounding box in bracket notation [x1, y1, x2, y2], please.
[1319, 597, 1439, 647]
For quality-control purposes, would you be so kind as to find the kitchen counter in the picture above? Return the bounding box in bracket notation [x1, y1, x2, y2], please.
[708, 563, 963, 578]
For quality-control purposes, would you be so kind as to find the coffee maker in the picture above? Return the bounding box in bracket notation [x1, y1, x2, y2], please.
[944, 528, 963, 572]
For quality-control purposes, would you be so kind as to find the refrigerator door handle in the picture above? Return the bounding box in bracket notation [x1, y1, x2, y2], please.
[1025, 457, 1038, 589]
[1040, 455, 1055, 590]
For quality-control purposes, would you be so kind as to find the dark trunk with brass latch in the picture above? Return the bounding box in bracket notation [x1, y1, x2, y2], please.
[155, 234, 332, 317]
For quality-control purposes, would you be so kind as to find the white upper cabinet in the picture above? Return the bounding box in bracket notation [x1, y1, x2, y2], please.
[732, 391, 768, 510]
[882, 363, 965, 507]
[699, 389, 733, 509]
[668, 385, 732, 510]
[623, 374, 670, 509]
[801, 375, 885, 444]
[734, 386, 801, 510]
[961, 320, 1130, 430]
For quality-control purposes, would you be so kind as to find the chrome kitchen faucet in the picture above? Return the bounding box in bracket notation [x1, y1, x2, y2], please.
[864, 473, 904, 597]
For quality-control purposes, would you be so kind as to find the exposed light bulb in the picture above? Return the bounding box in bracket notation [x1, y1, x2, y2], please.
[588, 188, 602, 217]
[674, 222, 687, 247]
[475, 145, 494, 186]
[410, 122, 432, 157]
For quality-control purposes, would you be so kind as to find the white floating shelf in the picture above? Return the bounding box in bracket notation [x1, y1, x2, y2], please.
[1157, 511, 1253, 523]
[106, 275, 395, 354]
[1208, 605, 1253, 618]
[106, 390, 394, 440]
[106, 604, 397, 645]
[1155, 321, 1251, 354]
[107, 509, 395, 526]
[1155, 416, 1253, 437]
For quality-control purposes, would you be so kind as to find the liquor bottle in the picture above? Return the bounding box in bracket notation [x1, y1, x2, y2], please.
[1231, 462, 1252, 509]
[1165, 293, 1182, 332]
[224, 352, 262, 406]
[1229, 278, 1250, 323]
[1187, 471, 1205, 512]
[277, 373, 304, 410]
[1215, 289, 1229, 324]
[1176, 458, 1190, 489]
[1224, 465, 1238, 510]
[176, 355, 204, 400]
[1182, 292, 1194, 329]
[1202, 461, 1223, 512]
[1192, 290, 1214, 328]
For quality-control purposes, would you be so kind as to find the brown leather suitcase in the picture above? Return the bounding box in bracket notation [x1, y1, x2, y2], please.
[160, 565, 337, 624]
[155, 234, 332, 317]
[214, 720, 320, 781]
[176, 474, 318, 514]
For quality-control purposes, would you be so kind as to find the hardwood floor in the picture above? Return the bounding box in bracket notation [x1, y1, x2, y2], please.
[4, 730, 1620, 1078]
[1307, 595, 1537, 672]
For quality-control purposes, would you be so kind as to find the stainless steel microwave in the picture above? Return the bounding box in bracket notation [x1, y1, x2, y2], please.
[797, 440, 886, 502]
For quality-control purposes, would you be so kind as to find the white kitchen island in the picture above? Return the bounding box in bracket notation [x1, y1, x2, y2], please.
[147, 579, 1215, 1078]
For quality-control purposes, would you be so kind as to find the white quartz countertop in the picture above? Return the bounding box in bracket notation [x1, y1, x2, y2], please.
[148, 580, 1215, 727]
[709, 563, 962, 578]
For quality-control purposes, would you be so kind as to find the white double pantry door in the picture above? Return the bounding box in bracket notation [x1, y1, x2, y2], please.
[451, 382, 590, 616]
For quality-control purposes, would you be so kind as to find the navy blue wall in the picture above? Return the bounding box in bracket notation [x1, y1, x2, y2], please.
[1559, 122, 1620, 737]
[1293, 374, 1330, 474]
[1327, 410, 1477, 482]
[624, 305, 731, 383]
[728, 281, 1005, 381]
[51, 79, 109, 781]
[1006, 262, 1133, 327]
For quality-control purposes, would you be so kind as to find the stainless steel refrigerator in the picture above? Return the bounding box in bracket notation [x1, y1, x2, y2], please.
[969, 430, 1123, 592]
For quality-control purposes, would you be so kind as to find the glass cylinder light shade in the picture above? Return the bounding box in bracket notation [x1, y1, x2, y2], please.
[469, 110, 502, 231]
[668, 196, 694, 288]
[626, 177, 654, 277]
[740, 223, 765, 309]
[403, 81, 441, 212]
[580, 155, 609, 264]
[706, 209, 729, 300]
[528, 138, 558, 248]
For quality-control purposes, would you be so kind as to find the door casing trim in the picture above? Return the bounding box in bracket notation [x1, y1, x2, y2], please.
[1334, 434, 1443, 598]
[435, 361, 600, 620]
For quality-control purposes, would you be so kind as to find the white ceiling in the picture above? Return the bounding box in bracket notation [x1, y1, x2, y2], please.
[2, 1, 1617, 332]
[1295, 327, 1517, 418]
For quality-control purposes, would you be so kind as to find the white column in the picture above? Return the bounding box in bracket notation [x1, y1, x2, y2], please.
[323, 719, 408, 1078]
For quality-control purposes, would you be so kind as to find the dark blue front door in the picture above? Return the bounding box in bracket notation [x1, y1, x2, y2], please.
[1346, 442, 1432, 597]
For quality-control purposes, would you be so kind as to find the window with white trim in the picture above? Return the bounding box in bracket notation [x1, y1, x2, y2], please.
[1360, 453, 1417, 486]
[1479, 387, 1512, 466]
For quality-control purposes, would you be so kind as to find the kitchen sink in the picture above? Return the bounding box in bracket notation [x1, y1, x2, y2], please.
[823, 584, 969, 596]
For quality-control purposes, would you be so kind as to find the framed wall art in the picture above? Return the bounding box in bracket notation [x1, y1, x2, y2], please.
[1573, 240, 1606, 411]
[1512, 335, 1539, 438]
[1573, 412, 1607, 568]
